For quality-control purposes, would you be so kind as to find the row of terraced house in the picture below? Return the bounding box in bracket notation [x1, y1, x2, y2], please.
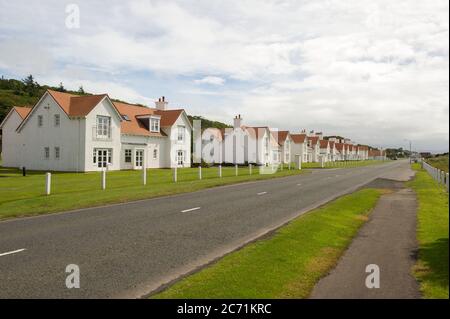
[0, 90, 385, 172]
[199, 115, 386, 166]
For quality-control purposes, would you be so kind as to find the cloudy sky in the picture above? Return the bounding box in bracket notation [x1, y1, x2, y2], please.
[0, 0, 448, 152]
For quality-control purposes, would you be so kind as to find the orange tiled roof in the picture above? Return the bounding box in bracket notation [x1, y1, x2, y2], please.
[18, 90, 185, 137]
[274, 130, 290, 145]
[291, 133, 306, 144]
[319, 140, 329, 148]
[335, 143, 344, 151]
[308, 136, 320, 145]
[13, 106, 32, 119]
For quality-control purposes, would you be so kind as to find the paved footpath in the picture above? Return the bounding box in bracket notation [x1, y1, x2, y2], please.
[310, 166, 421, 299]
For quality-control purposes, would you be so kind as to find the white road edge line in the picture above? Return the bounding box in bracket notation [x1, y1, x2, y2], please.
[181, 207, 201, 213]
[0, 248, 26, 257]
[257, 192, 268, 196]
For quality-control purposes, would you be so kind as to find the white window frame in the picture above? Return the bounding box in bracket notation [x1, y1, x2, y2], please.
[177, 125, 185, 142]
[176, 150, 185, 165]
[124, 149, 132, 163]
[54, 114, 60, 127]
[93, 148, 112, 168]
[44, 147, 50, 159]
[150, 117, 160, 132]
[54, 147, 60, 160]
[96, 115, 111, 138]
[38, 115, 43, 127]
[135, 149, 144, 168]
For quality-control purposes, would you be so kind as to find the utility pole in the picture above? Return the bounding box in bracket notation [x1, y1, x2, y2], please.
[409, 140, 412, 164]
[404, 139, 412, 164]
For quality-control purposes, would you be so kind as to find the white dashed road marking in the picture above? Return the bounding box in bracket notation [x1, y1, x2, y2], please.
[0, 248, 26, 257]
[181, 207, 201, 213]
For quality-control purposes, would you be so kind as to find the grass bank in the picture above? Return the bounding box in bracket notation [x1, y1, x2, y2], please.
[152, 188, 383, 298]
[0, 166, 306, 220]
[425, 156, 449, 173]
[408, 163, 449, 299]
[302, 160, 386, 169]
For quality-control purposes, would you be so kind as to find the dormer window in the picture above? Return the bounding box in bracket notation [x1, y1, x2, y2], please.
[150, 117, 160, 132]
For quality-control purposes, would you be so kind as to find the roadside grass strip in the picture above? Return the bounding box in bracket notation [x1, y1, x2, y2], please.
[425, 155, 449, 173]
[0, 166, 307, 220]
[152, 188, 383, 298]
[408, 163, 449, 299]
[301, 160, 387, 169]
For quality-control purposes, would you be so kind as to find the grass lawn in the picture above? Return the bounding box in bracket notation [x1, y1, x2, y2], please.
[152, 188, 383, 298]
[302, 160, 386, 169]
[408, 163, 449, 299]
[425, 156, 449, 173]
[0, 165, 307, 220]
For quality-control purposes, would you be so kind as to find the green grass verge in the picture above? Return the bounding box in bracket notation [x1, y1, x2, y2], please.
[0, 166, 307, 220]
[152, 188, 383, 298]
[302, 160, 386, 169]
[408, 163, 449, 299]
[425, 156, 449, 173]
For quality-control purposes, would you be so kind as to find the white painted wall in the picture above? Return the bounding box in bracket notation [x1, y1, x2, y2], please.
[84, 98, 122, 171]
[0, 111, 23, 167]
[165, 112, 192, 168]
[15, 93, 86, 171]
[291, 142, 308, 164]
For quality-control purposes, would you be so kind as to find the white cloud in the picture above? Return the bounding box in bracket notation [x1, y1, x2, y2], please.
[0, 0, 448, 152]
[194, 76, 225, 85]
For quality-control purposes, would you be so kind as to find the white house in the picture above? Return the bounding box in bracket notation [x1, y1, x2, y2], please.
[290, 133, 308, 163]
[200, 127, 225, 164]
[319, 139, 331, 162]
[274, 131, 292, 164]
[329, 141, 337, 161]
[306, 134, 321, 162]
[0, 90, 192, 171]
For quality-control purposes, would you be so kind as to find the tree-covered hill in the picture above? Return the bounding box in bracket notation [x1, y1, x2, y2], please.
[0, 76, 230, 129]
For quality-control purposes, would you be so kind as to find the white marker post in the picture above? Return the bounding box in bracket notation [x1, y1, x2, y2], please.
[199, 166, 202, 180]
[174, 166, 178, 182]
[219, 165, 222, 178]
[142, 165, 147, 185]
[45, 172, 51, 195]
[101, 169, 106, 190]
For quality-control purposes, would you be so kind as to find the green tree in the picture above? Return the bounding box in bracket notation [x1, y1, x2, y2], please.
[22, 74, 38, 96]
[58, 82, 66, 92]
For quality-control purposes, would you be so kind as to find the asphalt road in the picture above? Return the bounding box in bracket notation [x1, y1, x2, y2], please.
[0, 160, 410, 298]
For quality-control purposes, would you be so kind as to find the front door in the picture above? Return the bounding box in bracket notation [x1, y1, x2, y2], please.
[135, 149, 144, 168]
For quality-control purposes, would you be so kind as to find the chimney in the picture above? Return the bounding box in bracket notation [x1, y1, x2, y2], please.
[233, 114, 242, 129]
[155, 96, 168, 110]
